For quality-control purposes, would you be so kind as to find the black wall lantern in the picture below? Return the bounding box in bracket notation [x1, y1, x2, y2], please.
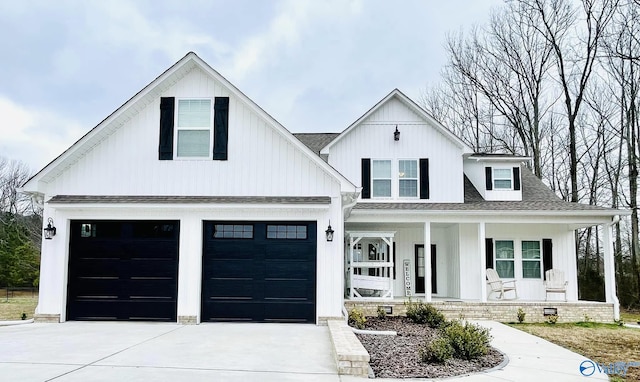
[44, 217, 57, 240]
[394, 125, 400, 141]
[325, 221, 334, 242]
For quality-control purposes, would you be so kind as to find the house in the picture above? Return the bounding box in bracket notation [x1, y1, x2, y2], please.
[22, 52, 624, 324]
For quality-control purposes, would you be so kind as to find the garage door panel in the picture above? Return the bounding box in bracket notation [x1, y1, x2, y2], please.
[125, 241, 180, 259]
[128, 259, 177, 277]
[67, 220, 179, 322]
[264, 261, 312, 278]
[127, 279, 177, 298]
[69, 259, 120, 277]
[202, 221, 316, 323]
[69, 300, 176, 321]
[264, 281, 311, 299]
[263, 302, 314, 322]
[206, 279, 254, 299]
[207, 259, 254, 278]
[206, 301, 262, 322]
[264, 244, 315, 260]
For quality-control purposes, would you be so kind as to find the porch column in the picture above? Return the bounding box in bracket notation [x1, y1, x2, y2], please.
[424, 221, 431, 302]
[479, 222, 487, 302]
[601, 219, 620, 320]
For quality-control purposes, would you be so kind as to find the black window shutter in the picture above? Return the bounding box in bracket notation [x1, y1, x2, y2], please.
[513, 167, 521, 190]
[485, 238, 494, 270]
[420, 158, 430, 199]
[213, 97, 229, 160]
[543, 239, 553, 279]
[361, 158, 371, 199]
[485, 167, 493, 190]
[159, 97, 175, 160]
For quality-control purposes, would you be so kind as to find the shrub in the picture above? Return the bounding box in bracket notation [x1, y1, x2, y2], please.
[419, 337, 453, 363]
[405, 300, 446, 328]
[443, 321, 492, 360]
[517, 308, 526, 323]
[377, 306, 387, 319]
[348, 308, 366, 329]
[546, 314, 558, 324]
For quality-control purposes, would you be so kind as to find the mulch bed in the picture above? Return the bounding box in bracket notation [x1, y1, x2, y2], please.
[356, 317, 505, 379]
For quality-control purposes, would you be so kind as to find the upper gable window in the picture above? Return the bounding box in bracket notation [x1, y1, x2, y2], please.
[372, 160, 392, 197]
[399, 160, 418, 197]
[493, 168, 512, 190]
[176, 99, 212, 158]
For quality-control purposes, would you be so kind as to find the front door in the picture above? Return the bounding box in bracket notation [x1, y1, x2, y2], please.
[415, 244, 437, 294]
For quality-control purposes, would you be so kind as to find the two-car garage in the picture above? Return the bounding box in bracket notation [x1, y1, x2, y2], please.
[66, 220, 317, 323]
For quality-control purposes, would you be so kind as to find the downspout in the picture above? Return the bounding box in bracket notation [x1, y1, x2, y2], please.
[341, 190, 361, 320]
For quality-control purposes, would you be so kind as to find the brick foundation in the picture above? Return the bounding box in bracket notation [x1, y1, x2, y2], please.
[327, 319, 370, 377]
[33, 314, 60, 323]
[344, 300, 615, 323]
[178, 315, 197, 324]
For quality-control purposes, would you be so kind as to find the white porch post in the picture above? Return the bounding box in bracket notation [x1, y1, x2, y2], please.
[424, 221, 431, 302]
[479, 222, 487, 302]
[602, 219, 620, 320]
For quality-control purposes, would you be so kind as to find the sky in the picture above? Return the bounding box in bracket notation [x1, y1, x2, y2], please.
[0, 0, 504, 172]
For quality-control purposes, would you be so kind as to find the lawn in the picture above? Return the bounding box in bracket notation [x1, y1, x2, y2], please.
[0, 289, 38, 321]
[512, 316, 640, 381]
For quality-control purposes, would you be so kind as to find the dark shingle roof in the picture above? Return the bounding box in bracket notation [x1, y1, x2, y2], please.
[354, 167, 620, 214]
[294, 133, 339, 154]
[48, 195, 331, 204]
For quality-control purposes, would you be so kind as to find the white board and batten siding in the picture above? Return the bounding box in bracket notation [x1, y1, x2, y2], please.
[458, 223, 578, 301]
[326, 97, 465, 203]
[464, 159, 523, 201]
[42, 66, 341, 198]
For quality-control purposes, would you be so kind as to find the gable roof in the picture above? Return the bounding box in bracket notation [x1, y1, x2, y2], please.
[22, 52, 356, 194]
[319, 88, 474, 155]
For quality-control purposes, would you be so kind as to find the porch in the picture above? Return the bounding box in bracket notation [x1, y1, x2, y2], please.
[343, 219, 619, 320]
[344, 299, 615, 323]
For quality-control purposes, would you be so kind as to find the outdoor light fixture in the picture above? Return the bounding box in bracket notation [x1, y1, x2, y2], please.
[325, 221, 334, 242]
[43, 217, 57, 240]
[394, 125, 400, 141]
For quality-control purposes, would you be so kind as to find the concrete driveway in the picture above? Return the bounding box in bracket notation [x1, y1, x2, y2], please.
[0, 322, 339, 382]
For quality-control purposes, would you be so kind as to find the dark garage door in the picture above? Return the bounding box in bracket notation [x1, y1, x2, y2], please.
[202, 221, 316, 323]
[67, 220, 179, 321]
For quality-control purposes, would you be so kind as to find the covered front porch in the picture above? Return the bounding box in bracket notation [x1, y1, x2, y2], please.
[343, 216, 619, 319]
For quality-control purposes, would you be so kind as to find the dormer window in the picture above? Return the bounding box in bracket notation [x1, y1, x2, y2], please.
[493, 168, 513, 190]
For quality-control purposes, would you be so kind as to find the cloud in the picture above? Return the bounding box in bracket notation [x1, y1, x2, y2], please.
[0, 95, 85, 171]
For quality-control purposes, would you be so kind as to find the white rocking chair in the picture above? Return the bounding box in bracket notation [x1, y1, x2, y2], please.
[486, 268, 518, 300]
[544, 269, 568, 301]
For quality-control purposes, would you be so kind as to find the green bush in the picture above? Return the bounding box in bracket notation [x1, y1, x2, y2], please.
[376, 306, 387, 319]
[348, 308, 366, 329]
[546, 314, 558, 324]
[419, 337, 453, 363]
[442, 321, 492, 360]
[517, 308, 526, 323]
[405, 300, 446, 328]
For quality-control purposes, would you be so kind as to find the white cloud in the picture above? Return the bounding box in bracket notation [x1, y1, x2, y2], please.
[0, 95, 85, 171]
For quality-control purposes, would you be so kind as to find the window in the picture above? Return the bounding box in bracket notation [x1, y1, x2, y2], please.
[372, 160, 392, 197]
[522, 241, 542, 278]
[176, 99, 212, 158]
[213, 224, 253, 239]
[267, 225, 307, 239]
[493, 168, 512, 189]
[399, 160, 418, 197]
[495, 240, 515, 278]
